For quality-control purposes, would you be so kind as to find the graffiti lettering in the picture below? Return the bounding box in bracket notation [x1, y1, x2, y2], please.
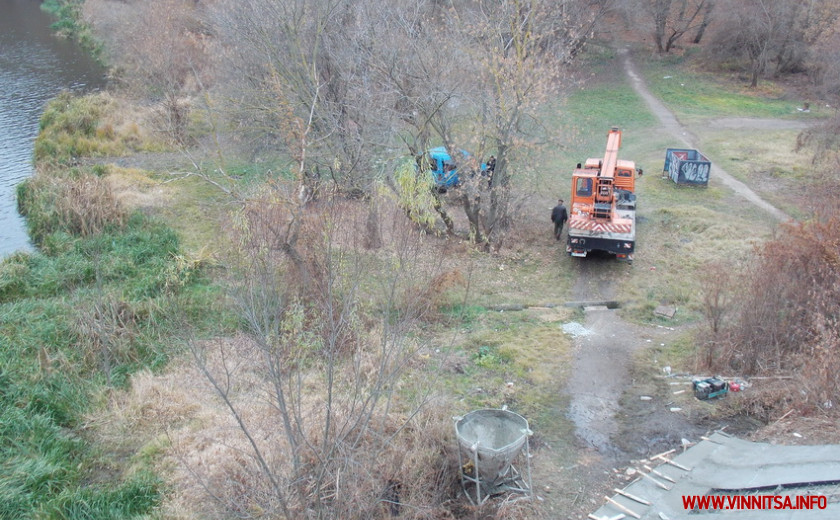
[680, 162, 710, 183]
[669, 155, 710, 185]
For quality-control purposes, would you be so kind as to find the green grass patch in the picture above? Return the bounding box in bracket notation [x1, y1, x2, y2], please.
[0, 199, 232, 517]
[436, 309, 574, 432]
[563, 84, 659, 134]
[439, 304, 487, 328]
[692, 128, 816, 220]
[41, 0, 105, 63]
[638, 57, 829, 120]
[150, 172, 233, 254]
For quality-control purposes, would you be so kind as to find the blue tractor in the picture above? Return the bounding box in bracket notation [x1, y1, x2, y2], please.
[422, 147, 490, 190]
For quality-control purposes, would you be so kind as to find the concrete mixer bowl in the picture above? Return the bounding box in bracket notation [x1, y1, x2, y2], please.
[455, 409, 532, 504]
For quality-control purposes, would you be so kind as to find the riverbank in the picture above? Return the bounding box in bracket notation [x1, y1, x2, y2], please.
[1, 92, 231, 518]
[0, 0, 106, 257]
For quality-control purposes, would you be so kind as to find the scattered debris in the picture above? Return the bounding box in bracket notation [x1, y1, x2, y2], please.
[640, 396, 653, 401]
[562, 322, 593, 337]
[654, 305, 677, 319]
[669, 407, 682, 412]
[692, 377, 728, 400]
[672, 390, 685, 395]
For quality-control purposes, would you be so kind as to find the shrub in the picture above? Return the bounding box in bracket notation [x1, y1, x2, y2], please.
[699, 215, 840, 413]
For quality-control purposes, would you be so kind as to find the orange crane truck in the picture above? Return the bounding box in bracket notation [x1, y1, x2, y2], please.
[566, 127, 641, 262]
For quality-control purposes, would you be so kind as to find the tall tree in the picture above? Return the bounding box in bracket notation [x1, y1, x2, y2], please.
[705, 0, 837, 87]
[445, 0, 604, 246]
[637, 0, 713, 53]
[107, 0, 211, 143]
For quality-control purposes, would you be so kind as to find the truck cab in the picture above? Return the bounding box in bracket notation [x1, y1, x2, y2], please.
[421, 147, 486, 189]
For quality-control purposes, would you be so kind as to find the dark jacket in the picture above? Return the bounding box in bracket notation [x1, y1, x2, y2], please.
[551, 204, 568, 223]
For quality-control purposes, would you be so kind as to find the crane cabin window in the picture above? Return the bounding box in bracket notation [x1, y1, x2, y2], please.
[576, 177, 593, 197]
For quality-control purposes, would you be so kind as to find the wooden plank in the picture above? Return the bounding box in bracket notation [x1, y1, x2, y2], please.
[614, 488, 652, 506]
[644, 464, 676, 483]
[604, 496, 642, 519]
[773, 409, 794, 424]
[634, 468, 671, 490]
[651, 448, 676, 460]
[655, 456, 692, 472]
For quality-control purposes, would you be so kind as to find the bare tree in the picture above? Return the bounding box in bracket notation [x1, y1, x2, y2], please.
[634, 0, 713, 53]
[99, 0, 211, 143]
[697, 260, 735, 368]
[206, 0, 602, 248]
[703, 0, 837, 88]
[207, 0, 410, 192]
[805, 15, 840, 96]
[187, 191, 460, 518]
[692, 0, 715, 44]
[439, 0, 602, 247]
[772, 0, 839, 76]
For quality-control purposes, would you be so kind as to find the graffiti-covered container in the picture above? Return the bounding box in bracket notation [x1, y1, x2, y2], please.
[664, 148, 711, 186]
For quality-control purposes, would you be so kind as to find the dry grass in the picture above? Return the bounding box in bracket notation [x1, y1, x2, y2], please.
[86, 184, 576, 518]
[93, 333, 467, 520]
[20, 171, 128, 243]
[107, 166, 173, 211]
[698, 127, 816, 218]
[693, 216, 840, 417]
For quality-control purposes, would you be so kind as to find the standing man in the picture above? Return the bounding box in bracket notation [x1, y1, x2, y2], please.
[485, 155, 496, 188]
[551, 199, 568, 240]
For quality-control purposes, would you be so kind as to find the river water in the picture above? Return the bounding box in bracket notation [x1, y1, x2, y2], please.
[0, 0, 106, 257]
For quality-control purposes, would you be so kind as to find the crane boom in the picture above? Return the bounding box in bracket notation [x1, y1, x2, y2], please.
[601, 128, 621, 180]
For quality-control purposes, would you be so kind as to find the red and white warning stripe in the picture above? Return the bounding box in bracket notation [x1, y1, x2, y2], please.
[570, 218, 632, 234]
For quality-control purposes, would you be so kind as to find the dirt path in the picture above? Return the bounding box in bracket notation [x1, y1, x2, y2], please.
[561, 50, 802, 472]
[565, 257, 707, 465]
[619, 47, 791, 223]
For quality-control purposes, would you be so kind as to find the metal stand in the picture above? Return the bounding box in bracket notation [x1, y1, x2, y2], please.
[454, 409, 533, 506]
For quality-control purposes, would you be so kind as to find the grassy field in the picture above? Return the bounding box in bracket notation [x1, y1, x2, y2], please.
[2, 38, 825, 518]
[635, 49, 830, 221]
[528, 46, 782, 324]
